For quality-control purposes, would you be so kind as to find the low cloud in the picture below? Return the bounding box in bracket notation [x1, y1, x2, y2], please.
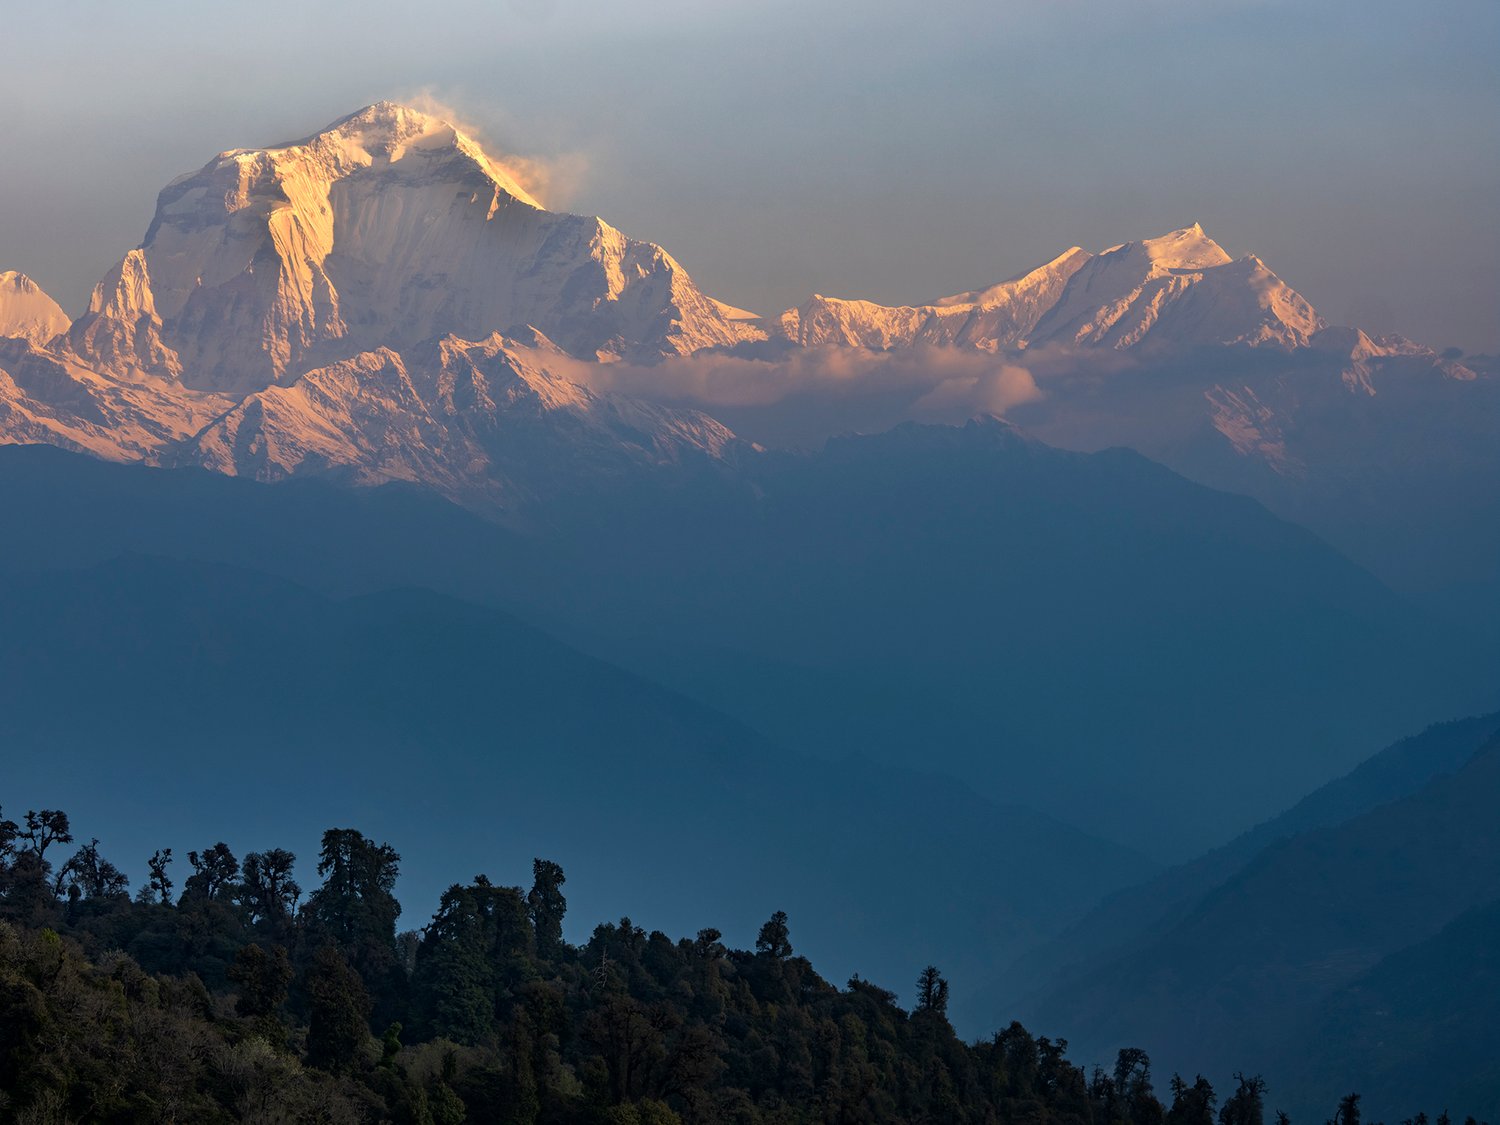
[547, 344, 1044, 447]
[909, 362, 1040, 419]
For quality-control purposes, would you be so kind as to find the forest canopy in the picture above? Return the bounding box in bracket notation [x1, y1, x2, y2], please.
[0, 806, 1485, 1125]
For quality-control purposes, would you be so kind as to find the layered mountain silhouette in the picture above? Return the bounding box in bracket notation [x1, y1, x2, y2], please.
[1006, 717, 1500, 1120]
[990, 713, 1500, 1018]
[1, 438, 1490, 863]
[1279, 894, 1500, 1120]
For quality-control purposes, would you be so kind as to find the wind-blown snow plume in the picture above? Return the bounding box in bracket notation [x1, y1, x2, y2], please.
[399, 90, 591, 210]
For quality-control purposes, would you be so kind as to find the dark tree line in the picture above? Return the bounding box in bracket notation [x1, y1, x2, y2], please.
[0, 804, 1488, 1124]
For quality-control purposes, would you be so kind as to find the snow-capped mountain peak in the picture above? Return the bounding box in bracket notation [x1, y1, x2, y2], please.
[1105, 223, 1233, 271]
[0, 272, 70, 346]
[200, 100, 544, 212]
[776, 246, 1094, 351]
[322, 102, 538, 203]
[66, 101, 763, 395]
[1018, 224, 1319, 350]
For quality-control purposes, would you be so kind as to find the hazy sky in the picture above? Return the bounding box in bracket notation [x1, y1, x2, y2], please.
[2, 0, 1496, 350]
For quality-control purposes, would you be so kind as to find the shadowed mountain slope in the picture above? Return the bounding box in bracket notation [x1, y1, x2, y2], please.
[984, 711, 1500, 1023]
[1010, 730, 1500, 1113]
[1276, 894, 1500, 1122]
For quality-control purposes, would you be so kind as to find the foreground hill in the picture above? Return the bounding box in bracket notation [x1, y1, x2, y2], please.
[5, 813, 1436, 1125]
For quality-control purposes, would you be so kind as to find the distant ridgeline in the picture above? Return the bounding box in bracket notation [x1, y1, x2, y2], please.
[0, 811, 1486, 1125]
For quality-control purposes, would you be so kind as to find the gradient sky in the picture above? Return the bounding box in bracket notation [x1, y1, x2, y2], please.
[2, 0, 1496, 350]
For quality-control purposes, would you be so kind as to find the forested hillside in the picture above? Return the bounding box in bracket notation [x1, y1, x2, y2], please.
[4, 810, 1478, 1125]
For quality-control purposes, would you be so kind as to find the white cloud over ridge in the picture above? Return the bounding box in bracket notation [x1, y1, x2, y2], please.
[550, 344, 1044, 447]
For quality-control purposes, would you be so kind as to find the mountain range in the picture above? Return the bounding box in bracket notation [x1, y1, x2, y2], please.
[3, 101, 1493, 623]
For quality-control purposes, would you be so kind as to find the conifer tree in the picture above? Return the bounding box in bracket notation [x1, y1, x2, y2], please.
[527, 857, 567, 961]
[305, 944, 373, 1075]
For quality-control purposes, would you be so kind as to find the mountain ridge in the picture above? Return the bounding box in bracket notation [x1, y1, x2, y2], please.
[774, 222, 1326, 354]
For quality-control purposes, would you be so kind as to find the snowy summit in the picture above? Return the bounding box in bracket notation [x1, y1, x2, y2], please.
[68, 101, 763, 394]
